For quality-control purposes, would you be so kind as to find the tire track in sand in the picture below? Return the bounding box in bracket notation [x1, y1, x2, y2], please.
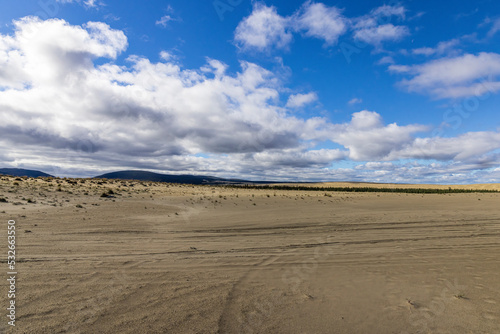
[217, 254, 282, 334]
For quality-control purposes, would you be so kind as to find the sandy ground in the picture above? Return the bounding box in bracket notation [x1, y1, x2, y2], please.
[0, 176, 499, 333]
[280, 181, 500, 191]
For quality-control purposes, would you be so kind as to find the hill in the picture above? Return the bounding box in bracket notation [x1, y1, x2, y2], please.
[95, 170, 251, 185]
[0, 168, 53, 178]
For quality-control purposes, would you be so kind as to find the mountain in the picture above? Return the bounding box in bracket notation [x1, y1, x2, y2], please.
[95, 170, 252, 185]
[0, 168, 53, 178]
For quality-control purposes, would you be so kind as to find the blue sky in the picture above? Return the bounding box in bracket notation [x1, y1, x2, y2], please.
[1, 0, 500, 183]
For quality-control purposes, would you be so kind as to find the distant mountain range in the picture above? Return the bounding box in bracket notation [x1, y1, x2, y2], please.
[0, 168, 54, 178]
[0, 168, 266, 185]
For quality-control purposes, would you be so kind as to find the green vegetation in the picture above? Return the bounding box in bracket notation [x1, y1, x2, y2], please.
[227, 184, 499, 194]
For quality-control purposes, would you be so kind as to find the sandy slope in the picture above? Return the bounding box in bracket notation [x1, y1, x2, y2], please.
[0, 176, 499, 333]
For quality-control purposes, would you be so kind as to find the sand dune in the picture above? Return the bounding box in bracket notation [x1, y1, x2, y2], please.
[1, 176, 499, 333]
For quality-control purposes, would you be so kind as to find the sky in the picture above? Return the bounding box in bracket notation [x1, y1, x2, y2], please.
[1, 0, 500, 183]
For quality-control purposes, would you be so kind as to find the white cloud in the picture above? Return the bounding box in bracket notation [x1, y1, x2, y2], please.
[329, 111, 428, 161]
[327, 112, 500, 163]
[156, 15, 174, 27]
[412, 38, 460, 56]
[293, 1, 348, 45]
[234, 3, 292, 52]
[392, 132, 500, 161]
[0, 17, 127, 89]
[156, 6, 179, 28]
[286, 92, 318, 108]
[56, 0, 100, 7]
[347, 97, 362, 105]
[487, 17, 500, 37]
[388, 64, 411, 73]
[159, 50, 175, 61]
[354, 24, 409, 46]
[235, 3, 409, 52]
[391, 52, 500, 98]
[377, 56, 395, 65]
[371, 5, 406, 19]
[352, 5, 409, 46]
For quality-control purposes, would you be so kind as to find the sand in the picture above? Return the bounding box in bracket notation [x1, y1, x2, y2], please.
[0, 176, 499, 333]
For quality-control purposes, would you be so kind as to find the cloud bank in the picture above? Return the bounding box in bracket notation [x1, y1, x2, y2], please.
[1, 17, 500, 183]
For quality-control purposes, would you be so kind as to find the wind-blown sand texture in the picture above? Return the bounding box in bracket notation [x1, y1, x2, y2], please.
[0, 176, 499, 333]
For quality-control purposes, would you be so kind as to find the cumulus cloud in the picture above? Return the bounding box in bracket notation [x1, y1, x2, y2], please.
[293, 1, 348, 45]
[390, 52, 500, 98]
[234, 2, 348, 51]
[330, 112, 500, 163]
[286, 92, 318, 108]
[1, 17, 336, 172]
[329, 111, 428, 161]
[234, 3, 293, 51]
[0, 17, 127, 89]
[235, 3, 409, 52]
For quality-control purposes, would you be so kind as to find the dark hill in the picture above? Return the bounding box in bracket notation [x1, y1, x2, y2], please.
[95, 170, 251, 185]
[0, 168, 53, 178]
